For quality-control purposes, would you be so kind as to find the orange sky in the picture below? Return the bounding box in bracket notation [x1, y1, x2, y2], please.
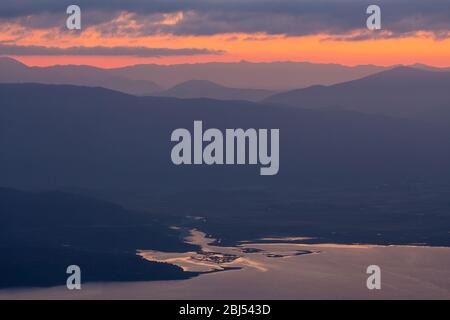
[2, 21, 450, 68]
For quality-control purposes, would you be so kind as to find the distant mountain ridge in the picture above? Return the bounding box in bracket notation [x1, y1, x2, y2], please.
[1, 57, 388, 92]
[156, 80, 275, 101]
[264, 66, 450, 119]
[111, 60, 386, 90]
[2, 57, 449, 99]
[0, 57, 161, 95]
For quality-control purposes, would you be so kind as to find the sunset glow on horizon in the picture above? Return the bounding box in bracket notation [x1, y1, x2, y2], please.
[1, 0, 449, 68]
[4, 32, 450, 69]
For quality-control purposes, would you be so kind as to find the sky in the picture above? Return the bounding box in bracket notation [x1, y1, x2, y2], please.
[0, 0, 449, 68]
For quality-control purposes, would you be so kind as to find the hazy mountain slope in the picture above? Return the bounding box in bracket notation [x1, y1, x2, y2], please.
[111, 61, 386, 90]
[1, 83, 449, 194]
[156, 80, 274, 101]
[0, 57, 161, 95]
[264, 66, 450, 120]
[0, 187, 197, 288]
[411, 63, 450, 72]
[0, 187, 195, 251]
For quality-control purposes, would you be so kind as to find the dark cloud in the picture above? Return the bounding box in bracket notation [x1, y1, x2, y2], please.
[0, 44, 224, 56]
[0, 0, 449, 38]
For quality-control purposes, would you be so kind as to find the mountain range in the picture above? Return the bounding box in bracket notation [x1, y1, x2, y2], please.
[0, 57, 388, 92]
[0, 57, 161, 95]
[1, 81, 449, 194]
[264, 66, 450, 120]
[156, 80, 275, 101]
[112, 60, 386, 90]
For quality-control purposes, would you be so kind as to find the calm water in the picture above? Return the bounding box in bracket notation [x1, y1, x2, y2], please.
[1, 230, 450, 299]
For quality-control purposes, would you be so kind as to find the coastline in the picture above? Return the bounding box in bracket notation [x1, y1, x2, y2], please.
[1, 229, 449, 300]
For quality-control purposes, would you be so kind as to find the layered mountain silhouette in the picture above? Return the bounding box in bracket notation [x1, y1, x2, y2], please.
[0, 57, 161, 95]
[1, 83, 449, 194]
[1, 57, 387, 92]
[156, 80, 274, 101]
[111, 60, 386, 90]
[264, 66, 450, 120]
